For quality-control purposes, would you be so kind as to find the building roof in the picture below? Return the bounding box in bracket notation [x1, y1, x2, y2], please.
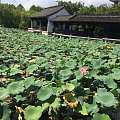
[31, 6, 64, 18]
[110, 0, 120, 4]
[70, 15, 120, 23]
[52, 15, 75, 22]
[52, 15, 120, 23]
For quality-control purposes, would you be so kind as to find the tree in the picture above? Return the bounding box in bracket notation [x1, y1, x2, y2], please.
[1, 1, 120, 29]
[30, 5, 42, 12]
[58, 1, 83, 14]
[17, 4, 25, 11]
[0, 3, 29, 28]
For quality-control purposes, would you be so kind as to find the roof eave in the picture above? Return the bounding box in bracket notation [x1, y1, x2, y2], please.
[30, 6, 65, 19]
[30, 16, 47, 19]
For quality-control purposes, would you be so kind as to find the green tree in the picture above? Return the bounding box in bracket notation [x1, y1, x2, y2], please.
[29, 5, 42, 12]
[17, 4, 25, 11]
[0, 3, 37, 29]
[58, 1, 83, 14]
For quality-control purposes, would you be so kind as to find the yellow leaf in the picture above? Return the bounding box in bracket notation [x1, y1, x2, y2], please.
[63, 93, 78, 108]
[15, 106, 24, 114]
[29, 59, 36, 63]
[80, 104, 88, 116]
[18, 114, 22, 120]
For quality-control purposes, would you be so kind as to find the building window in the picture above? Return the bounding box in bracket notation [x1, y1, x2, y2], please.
[72, 25, 77, 31]
[78, 25, 84, 32]
[54, 23, 63, 31]
[37, 20, 40, 25]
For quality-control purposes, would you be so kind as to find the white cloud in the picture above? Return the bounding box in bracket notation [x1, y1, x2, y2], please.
[20, 0, 58, 10]
[61, 0, 112, 6]
[20, 0, 112, 10]
[2, 0, 113, 10]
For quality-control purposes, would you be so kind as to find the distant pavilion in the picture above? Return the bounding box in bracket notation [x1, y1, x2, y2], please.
[30, 4, 120, 39]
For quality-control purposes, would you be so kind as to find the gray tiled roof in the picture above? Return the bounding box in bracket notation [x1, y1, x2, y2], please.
[52, 15, 75, 22]
[52, 15, 120, 23]
[31, 6, 64, 18]
[70, 15, 120, 23]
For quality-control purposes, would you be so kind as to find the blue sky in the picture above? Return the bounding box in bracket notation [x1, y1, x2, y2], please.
[2, 0, 112, 10]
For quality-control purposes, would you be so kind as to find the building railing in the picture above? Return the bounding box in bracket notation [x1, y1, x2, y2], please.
[52, 32, 120, 42]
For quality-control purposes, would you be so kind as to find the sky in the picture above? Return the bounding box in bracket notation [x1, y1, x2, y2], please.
[1, 0, 113, 10]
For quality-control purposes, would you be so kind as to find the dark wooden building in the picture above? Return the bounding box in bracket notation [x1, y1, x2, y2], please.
[30, 6, 120, 38]
[29, 6, 70, 34]
[52, 15, 120, 38]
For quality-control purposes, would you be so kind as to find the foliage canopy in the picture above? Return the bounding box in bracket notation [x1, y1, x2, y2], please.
[0, 27, 120, 119]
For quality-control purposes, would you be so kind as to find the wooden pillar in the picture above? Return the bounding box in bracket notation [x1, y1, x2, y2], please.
[31, 19, 33, 28]
[39, 20, 41, 29]
[69, 24, 72, 35]
[114, 1, 119, 5]
[63, 23, 65, 32]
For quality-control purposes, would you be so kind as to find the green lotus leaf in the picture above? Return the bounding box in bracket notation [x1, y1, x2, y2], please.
[95, 89, 117, 107]
[0, 88, 9, 100]
[74, 70, 82, 80]
[111, 68, 120, 80]
[7, 81, 25, 95]
[65, 83, 75, 91]
[85, 102, 99, 114]
[37, 86, 53, 101]
[15, 95, 26, 102]
[117, 89, 120, 94]
[36, 57, 47, 65]
[0, 65, 9, 74]
[86, 70, 98, 79]
[26, 64, 38, 73]
[93, 113, 111, 120]
[79, 103, 88, 116]
[0, 104, 11, 120]
[9, 67, 22, 76]
[42, 102, 49, 110]
[65, 60, 76, 69]
[59, 69, 72, 81]
[91, 59, 102, 69]
[103, 79, 117, 89]
[50, 98, 61, 113]
[24, 76, 35, 89]
[24, 106, 43, 120]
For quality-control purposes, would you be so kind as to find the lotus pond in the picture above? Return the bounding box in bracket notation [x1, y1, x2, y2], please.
[0, 27, 120, 120]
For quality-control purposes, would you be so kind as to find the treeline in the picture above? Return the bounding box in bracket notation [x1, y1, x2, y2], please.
[1, 2, 120, 29]
[0, 3, 42, 29]
[58, 1, 120, 15]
